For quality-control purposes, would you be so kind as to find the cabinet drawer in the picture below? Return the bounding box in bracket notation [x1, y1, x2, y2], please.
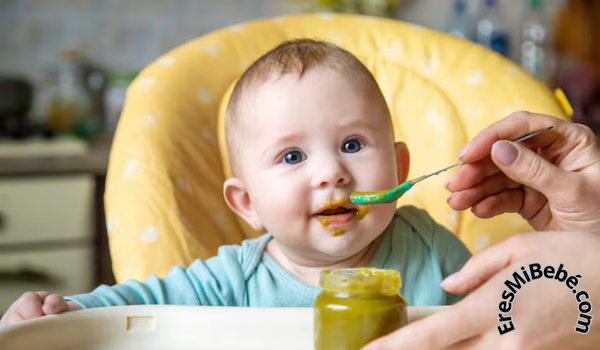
[0, 246, 95, 314]
[0, 176, 95, 245]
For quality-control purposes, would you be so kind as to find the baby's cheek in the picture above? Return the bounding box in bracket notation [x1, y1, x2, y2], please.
[252, 181, 306, 233]
[379, 164, 401, 188]
[356, 159, 398, 190]
[364, 203, 396, 229]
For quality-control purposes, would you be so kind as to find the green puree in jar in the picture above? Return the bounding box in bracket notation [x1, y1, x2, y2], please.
[314, 268, 407, 350]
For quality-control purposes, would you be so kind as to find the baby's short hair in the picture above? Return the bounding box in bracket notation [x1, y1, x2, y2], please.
[225, 39, 387, 176]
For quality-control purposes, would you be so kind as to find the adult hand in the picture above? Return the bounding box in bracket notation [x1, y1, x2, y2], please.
[0, 292, 81, 328]
[363, 231, 600, 350]
[446, 112, 600, 233]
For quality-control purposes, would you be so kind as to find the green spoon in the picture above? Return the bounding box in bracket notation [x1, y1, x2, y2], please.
[350, 126, 554, 205]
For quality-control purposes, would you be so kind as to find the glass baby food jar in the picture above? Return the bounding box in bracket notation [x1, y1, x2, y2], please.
[314, 268, 407, 350]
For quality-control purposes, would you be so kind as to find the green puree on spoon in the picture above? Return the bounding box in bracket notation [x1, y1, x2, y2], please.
[350, 126, 554, 205]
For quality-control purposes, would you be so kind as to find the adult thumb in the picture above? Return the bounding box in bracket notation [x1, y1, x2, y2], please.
[441, 232, 541, 294]
[491, 140, 567, 199]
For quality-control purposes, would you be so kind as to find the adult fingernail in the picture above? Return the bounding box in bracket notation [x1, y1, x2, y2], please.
[441, 272, 459, 287]
[492, 141, 518, 166]
[458, 141, 472, 159]
[446, 193, 455, 204]
[444, 173, 455, 190]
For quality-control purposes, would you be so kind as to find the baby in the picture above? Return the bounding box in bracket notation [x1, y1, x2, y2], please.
[0, 39, 471, 327]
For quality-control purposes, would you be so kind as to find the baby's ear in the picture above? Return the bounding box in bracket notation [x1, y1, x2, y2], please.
[223, 177, 263, 231]
[394, 142, 410, 184]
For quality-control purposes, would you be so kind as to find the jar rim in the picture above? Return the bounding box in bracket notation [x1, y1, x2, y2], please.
[320, 268, 402, 295]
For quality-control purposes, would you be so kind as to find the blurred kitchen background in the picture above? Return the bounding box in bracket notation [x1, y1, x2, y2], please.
[0, 0, 598, 315]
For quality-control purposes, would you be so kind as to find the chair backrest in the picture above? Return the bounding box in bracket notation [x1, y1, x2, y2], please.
[106, 14, 569, 283]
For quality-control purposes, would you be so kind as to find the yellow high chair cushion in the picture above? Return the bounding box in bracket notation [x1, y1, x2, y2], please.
[106, 14, 569, 283]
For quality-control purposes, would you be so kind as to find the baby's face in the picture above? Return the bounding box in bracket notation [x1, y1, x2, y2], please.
[233, 68, 405, 260]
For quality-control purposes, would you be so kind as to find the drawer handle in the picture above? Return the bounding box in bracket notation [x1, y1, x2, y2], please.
[0, 267, 61, 286]
[0, 212, 5, 231]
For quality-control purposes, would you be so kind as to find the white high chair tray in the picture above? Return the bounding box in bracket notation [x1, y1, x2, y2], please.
[0, 305, 444, 349]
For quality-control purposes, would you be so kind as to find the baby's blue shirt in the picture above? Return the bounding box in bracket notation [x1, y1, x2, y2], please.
[67, 206, 471, 308]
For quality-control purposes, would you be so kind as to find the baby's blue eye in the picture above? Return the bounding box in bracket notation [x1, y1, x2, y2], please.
[342, 139, 364, 153]
[283, 150, 306, 164]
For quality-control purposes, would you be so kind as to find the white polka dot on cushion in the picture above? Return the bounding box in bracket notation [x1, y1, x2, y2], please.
[418, 56, 439, 76]
[511, 216, 524, 227]
[106, 217, 120, 236]
[198, 87, 212, 103]
[507, 65, 524, 76]
[380, 40, 404, 61]
[203, 42, 220, 57]
[465, 71, 483, 86]
[159, 56, 176, 66]
[137, 77, 156, 87]
[446, 211, 459, 227]
[382, 90, 393, 105]
[230, 24, 245, 32]
[426, 110, 445, 126]
[144, 114, 157, 127]
[474, 233, 491, 251]
[123, 159, 144, 178]
[140, 226, 159, 243]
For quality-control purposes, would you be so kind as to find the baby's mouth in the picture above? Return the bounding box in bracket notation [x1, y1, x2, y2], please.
[317, 207, 355, 216]
[314, 207, 356, 230]
[313, 198, 369, 232]
[313, 200, 369, 235]
[314, 204, 361, 229]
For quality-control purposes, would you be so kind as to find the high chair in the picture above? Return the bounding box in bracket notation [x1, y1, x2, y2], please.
[105, 14, 569, 283]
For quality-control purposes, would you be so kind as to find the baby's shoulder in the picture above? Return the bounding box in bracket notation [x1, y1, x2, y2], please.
[389, 205, 458, 248]
[236, 233, 273, 277]
[192, 234, 271, 280]
[392, 206, 436, 238]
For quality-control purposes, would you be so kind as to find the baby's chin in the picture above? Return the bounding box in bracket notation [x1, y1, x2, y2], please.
[314, 210, 391, 243]
[312, 228, 382, 258]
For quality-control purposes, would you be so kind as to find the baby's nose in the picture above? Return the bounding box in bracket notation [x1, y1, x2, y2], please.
[312, 162, 351, 189]
[317, 176, 347, 188]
